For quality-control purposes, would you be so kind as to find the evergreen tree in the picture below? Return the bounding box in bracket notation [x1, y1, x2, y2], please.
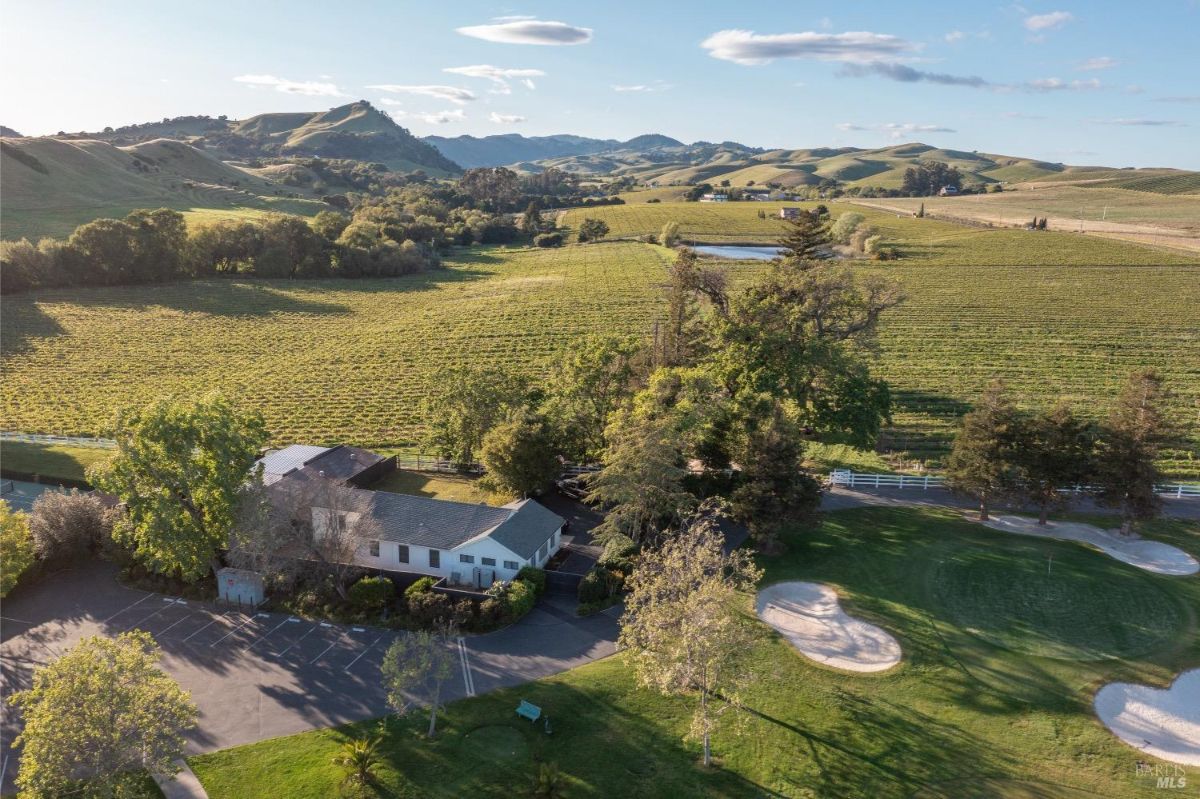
[945, 380, 1023, 521]
[1015, 401, 1095, 524]
[1094, 370, 1171, 535]
[777, 209, 829, 265]
[519, 199, 542, 238]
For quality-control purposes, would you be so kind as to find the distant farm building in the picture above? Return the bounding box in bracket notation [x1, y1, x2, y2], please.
[700, 193, 729, 202]
[780, 207, 804, 219]
[938, 186, 959, 196]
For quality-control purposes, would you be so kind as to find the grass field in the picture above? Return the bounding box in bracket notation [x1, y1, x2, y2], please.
[371, 469, 493, 505]
[3, 236, 1198, 475]
[0, 440, 114, 482]
[187, 506, 1200, 798]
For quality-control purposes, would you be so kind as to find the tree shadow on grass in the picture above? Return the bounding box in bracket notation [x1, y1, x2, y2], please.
[0, 297, 64, 357]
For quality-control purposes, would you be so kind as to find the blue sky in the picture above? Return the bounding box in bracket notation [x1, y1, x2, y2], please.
[3, 1, 1198, 167]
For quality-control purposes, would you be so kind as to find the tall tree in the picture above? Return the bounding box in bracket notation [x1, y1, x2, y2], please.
[619, 507, 763, 767]
[730, 402, 822, 552]
[587, 409, 694, 546]
[658, 248, 725, 368]
[1015, 402, 1095, 525]
[540, 334, 643, 464]
[709, 262, 902, 445]
[479, 409, 561, 497]
[381, 623, 457, 738]
[777, 208, 829, 264]
[0, 500, 34, 597]
[90, 393, 268, 581]
[29, 489, 114, 565]
[944, 380, 1023, 521]
[421, 366, 529, 466]
[519, 199, 543, 237]
[1094, 370, 1172, 535]
[9, 632, 198, 798]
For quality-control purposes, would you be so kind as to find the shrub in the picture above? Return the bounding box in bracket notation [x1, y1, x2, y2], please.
[829, 212, 865, 244]
[660, 220, 680, 247]
[576, 218, 610, 243]
[578, 566, 616, 604]
[533, 232, 563, 248]
[647, 198, 661, 203]
[477, 597, 504, 627]
[598, 535, 636, 574]
[516, 566, 547, 597]
[348, 576, 394, 614]
[864, 235, 884, 255]
[849, 226, 875, 254]
[407, 590, 453, 626]
[1, 502, 34, 597]
[404, 576, 435, 600]
[873, 246, 900, 261]
[502, 579, 536, 622]
[28, 490, 113, 564]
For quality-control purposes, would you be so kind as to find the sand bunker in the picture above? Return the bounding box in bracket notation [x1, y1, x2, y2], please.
[979, 515, 1198, 576]
[1095, 669, 1200, 766]
[755, 582, 901, 673]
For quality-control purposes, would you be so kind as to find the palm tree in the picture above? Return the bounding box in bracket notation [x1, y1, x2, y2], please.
[332, 734, 383, 795]
[530, 761, 565, 799]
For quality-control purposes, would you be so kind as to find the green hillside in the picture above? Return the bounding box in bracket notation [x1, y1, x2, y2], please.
[0, 136, 326, 240]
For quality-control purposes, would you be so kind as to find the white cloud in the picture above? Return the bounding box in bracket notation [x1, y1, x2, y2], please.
[1090, 118, 1186, 127]
[489, 112, 526, 124]
[1003, 111, 1047, 120]
[611, 81, 672, 93]
[840, 62, 990, 87]
[1024, 11, 1073, 31]
[366, 84, 476, 104]
[944, 30, 966, 43]
[444, 65, 544, 95]
[233, 74, 345, 97]
[1025, 77, 1101, 92]
[377, 98, 404, 107]
[701, 29, 915, 66]
[1078, 56, 1118, 71]
[415, 109, 466, 124]
[456, 19, 592, 45]
[1155, 95, 1200, 104]
[837, 122, 956, 139]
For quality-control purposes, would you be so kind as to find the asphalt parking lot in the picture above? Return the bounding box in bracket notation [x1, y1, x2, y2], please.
[0, 561, 619, 793]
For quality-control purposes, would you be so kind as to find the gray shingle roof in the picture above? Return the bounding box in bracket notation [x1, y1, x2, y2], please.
[267, 470, 563, 558]
[304, 446, 388, 483]
[490, 499, 567, 559]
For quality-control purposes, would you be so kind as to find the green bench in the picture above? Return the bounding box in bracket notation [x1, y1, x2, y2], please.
[516, 699, 541, 722]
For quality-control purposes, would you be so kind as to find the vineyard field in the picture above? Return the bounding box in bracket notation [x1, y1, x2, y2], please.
[2, 242, 1198, 476]
[561, 201, 1200, 264]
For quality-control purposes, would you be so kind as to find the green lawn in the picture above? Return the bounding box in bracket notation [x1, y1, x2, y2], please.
[370, 468, 496, 506]
[188, 506, 1200, 798]
[0, 439, 114, 482]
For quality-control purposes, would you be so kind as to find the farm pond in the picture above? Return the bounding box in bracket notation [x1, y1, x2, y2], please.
[693, 245, 783, 260]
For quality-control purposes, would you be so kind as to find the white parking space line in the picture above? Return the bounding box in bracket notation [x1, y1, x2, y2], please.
[182, 611, 237, 643]
[308, 638, 340, 665]
[343, 635, 384, 673]
[210, 613, 265, 646]
[124, 597, 189, 632]
[275, 624, 318, 656]
[0, 615, 36, 626]
[100, 591, 155, 623]
[244, 618, 300, 651]
[154, 613, 196, 637]
[458, 637, 476, 697]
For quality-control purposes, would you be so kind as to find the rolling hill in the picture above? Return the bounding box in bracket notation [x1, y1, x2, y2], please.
[0, 135, 327, 240]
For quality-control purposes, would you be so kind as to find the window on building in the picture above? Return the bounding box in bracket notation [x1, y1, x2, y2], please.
[397, 545, 409, 564]
[481, 557, 496, 567]
[368, 540, 380, 557]
[459, 554, 475, 564]
[503, 560, 519, 570]
[429, 549, 440, 568]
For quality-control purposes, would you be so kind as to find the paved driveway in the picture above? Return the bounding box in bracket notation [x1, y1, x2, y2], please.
[0, 561, 619, 793]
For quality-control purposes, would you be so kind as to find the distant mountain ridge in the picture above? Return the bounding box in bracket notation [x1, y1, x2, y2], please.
[62, 102, 458, 175]
[424, 132, 705, 168]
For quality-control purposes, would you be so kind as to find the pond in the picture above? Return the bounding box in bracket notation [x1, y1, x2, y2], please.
[692, 245, 783, 261]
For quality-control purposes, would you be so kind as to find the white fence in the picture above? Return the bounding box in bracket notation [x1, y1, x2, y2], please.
[828, 470, 1200, 499]
[1, 432, 115, 448]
